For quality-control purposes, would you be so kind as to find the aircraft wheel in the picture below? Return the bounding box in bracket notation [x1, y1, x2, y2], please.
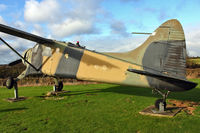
[6, 77, 14, 89]
[155, 99, 166, 109]
[57, 81, 63, 91]
[54, 81, 63, 92]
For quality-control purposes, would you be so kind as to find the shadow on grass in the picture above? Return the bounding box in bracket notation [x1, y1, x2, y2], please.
[0, 107, 28, 113]
[58, 85, 200, 102]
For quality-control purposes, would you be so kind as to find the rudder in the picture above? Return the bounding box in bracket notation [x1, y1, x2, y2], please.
[137, 19, 186, 79]
[104, 19, 187, 79]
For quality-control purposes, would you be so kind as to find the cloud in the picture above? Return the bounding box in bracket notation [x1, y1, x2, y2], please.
[24, 0, 60, 23]
[0, 16, 15, 40]
[2, 0, 199, 65]
[105, 36, 147, 52]
[0, 18, 27, 41]
[31, 24, 45, 36]
[23, 0, 104, 38]
[48, 0, 103, 38]
[50, 19, 97, 38]
[0, 16, 6, 24]
[0, 0, 105, 64]
[0, 4, 6, 11]
[66, 0, 102, 19]
[0, 16, 35, 64]
[13, 21, 27, 30]
[110, 20, 129, 36]
[81, 35, 148, 53]
[0, 37, 35, 64]
[185, 24, 200, 57]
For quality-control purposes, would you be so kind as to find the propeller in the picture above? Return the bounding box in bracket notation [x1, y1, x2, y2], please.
[8, 59, 22, 66]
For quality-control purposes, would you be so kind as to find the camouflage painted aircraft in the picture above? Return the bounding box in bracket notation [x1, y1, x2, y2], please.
[0, 19, 197, 110]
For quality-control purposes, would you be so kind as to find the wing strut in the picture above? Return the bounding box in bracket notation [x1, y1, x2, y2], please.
[0, 37, 39, 71]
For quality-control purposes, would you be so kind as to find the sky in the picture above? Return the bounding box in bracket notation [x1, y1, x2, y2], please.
[0, 0, 200, 64]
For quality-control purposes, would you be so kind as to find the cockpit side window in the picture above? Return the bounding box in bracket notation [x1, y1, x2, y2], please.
[33, 44, 39, 53]
[42, 47, 52, 57]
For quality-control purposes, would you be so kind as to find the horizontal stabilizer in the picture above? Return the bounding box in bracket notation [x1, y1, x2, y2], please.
[127, 68, 197, 90]
[0, 24, 54, 44]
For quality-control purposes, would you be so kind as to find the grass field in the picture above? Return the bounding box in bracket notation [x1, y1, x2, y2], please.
[0, 79, 200, 133]
[188, 58, 200, 65]
[187, 58, 200, 68]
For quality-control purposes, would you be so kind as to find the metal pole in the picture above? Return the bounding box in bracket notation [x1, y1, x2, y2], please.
[53, 78, 59, 91]
[14, 82, 18, 99]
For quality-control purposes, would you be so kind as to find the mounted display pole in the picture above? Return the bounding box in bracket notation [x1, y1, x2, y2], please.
[14, 82, 18, 99]
[6, 79, 27, 102]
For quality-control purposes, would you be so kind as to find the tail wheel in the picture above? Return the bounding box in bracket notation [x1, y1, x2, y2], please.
[155, 99, 166, 110]
[6, 77, 14, 89]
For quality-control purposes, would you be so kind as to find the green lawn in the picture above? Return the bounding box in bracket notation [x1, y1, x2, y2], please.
[188, 58, 200, 65]
[0, 79, 200, 133]
[187, 58, 200, 67]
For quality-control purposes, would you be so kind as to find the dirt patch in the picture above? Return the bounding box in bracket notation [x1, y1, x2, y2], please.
[46, 91, 71, 97]
[168, 100, 200, 115]
[186, 68, 200, 79]
[5, 97, 28, 102]
[0, 77, 99, 87]
[44, 97, 65, 100]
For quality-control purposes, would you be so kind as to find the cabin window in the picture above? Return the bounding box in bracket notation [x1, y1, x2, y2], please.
[42, 47, 52, 57]
[33, 44, 39, 53]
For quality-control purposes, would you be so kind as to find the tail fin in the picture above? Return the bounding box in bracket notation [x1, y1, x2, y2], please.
[106, 19, 187, 79]
[140, 19, 186, 79]
[131, 19, 186, 79]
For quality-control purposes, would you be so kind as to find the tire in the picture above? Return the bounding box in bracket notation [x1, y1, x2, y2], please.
[54, 81, 63, 92]
[6, 77, 14, 89]
[57, 81, 63, 91]
[155, 99, 166, 109]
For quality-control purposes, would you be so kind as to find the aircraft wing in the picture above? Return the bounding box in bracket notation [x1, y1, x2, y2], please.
[0, 23, 54, 44]
[127, 68, 197, 90]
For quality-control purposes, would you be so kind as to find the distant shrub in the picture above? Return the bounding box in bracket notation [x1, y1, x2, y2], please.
[186, 58, 200, 68]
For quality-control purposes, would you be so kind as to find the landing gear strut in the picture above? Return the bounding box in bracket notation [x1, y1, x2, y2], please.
[140, 89, 181, 117]
[5, 77, 19, 99]
[153, 89, 170, 112]
[53, 78, 63, 92]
